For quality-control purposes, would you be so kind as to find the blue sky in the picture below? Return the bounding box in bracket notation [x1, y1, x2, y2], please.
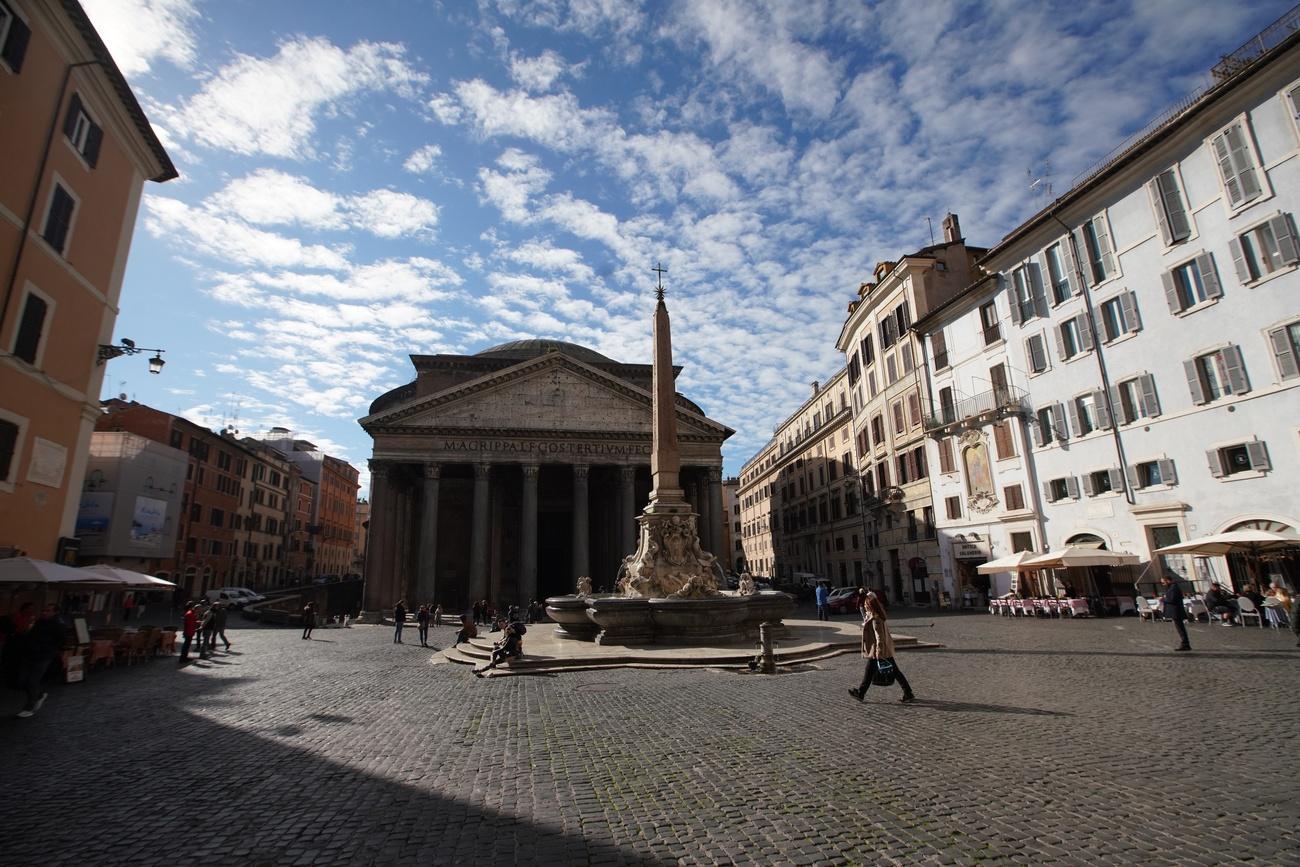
[85, 0, 1292, 493]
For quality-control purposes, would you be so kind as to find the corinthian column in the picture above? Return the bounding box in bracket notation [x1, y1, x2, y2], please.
[619, 465, 637, 556]
[469, 462, 491, 602]
[417, 463, 440, 604]
[572, 464, 589, 582]
[520, 463, 539, 605]
[707, 466, 724, 556]
[364, 460, 394, 612]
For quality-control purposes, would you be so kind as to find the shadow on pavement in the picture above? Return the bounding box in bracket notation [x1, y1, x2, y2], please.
[920, 648, 1300, 661]
[898, 698, 1071, 717]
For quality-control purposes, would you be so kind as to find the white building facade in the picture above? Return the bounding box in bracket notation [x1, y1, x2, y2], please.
[980, 31, 1300, 593]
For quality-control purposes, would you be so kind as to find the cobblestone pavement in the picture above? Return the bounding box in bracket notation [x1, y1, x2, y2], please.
[2, 608, 1298, 866]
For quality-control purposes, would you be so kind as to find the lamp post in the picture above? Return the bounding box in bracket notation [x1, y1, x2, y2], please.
[97, 338, 165, 373]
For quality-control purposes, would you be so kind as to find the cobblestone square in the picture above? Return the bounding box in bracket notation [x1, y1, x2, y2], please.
[2, 609, 1297, 865]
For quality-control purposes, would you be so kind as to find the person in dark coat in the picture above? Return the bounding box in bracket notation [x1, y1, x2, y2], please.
[179, 602, 198, 664]
[393, 600, 407, 643]
[198, 603, 217, 658]
[416, 604, 431, 647]
[213, 602, 232, 650]
[1161, 575, 1190, 651]
[301, 602, 316, 640]
[17, 604, 64, 718]
[474, 621, 525, 677]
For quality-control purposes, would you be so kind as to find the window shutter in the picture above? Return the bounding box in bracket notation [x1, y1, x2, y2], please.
[1146, 178, 1172, 246]
[1066, 399, 1082, 438]
[1, 12, 31, 72]
[1093, 388, 1111, 429]
[1042, 481, 1054, 502]
[1245, 441, 1270, 471]
[1227, 237, 1251, 283]
[1119, 290, 1141, 333]
[1061, 235, 1081, 296]
[1127, 465, 1141, 489]
[83, 124, 103, 168]
[1159, 170, 1192, 242]
[1108, 385, 1125, 424]
[1054, 323, 1066, 360]
[1138, 373, 1160, 417]
[1065, 476, 1080, 499]
[1288, 87, 1300, 125]
[1052, 403, 1068, 442]
[1072, 227, 1091, 283]
[1035, 416, 1049, 448]
[1221, 345, 1249, 395]
[1184, 359, 1207, 405]
[1206, 448, 1225, 478]
[1157, 459, 1177, 486]
[1226, 124, 1262, 202]
[1082, 473, 1095, 497]
[13, 293, 48, 363]
[1269, 326, 1300, 379]
[1005, 274, 1022, 325]
[64, 94, 86, 141]
[1161, 270, 1182, 313]
[1093, 215, 1117, 279]
[42, 186, 75, 254]
[1269, 214, 1299, 265]
[1195, 253, 1222, 300]
[1107, 467, 1124, 493]
[1077, 313, 1094, 350]
[1029, 262, 1048, 317]
[1213, 130, 1244, 206]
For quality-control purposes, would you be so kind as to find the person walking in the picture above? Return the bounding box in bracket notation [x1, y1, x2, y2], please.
[849, 592, 916, 704]
[433, 603, 443, 627]
[301, 602, 316, 640]
[416, 604, 431, 647]
[16, 604, 64, 718]
[454, 614, 477, 646]
[393, 600, 407, 643]
[815, 582, 830, 621]
[213, 601, 232, 651]
[122, 592, 136, 623]
[198, 602, 217, 658]
[1161, 575, 1191, 651]
[179, 601, 198, 665]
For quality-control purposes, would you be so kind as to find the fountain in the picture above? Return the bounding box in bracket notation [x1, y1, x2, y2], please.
[547, 267, 793, 645]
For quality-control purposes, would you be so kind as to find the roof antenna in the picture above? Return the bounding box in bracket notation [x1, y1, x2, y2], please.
[1028, 163, 1054, 200]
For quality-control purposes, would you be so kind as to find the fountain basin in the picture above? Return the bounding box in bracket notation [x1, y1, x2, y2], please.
[586, 596, 654, 645]
[648, 595, 749, 645]
[545, 595, 600, 640]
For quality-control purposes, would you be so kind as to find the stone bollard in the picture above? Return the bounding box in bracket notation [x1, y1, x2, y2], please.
[756, 621, 777, 674]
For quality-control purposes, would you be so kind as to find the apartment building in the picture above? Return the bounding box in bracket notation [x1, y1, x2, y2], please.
[258, 428, 359, 579]
[286, 475, 317, 582]
[720, 476, 740, 573]
[738, 369, 862, 586]
[982, 19, 1300, 593]
[836, 216, 985, 603]
[0, 0, 175, 560]
[238, 437, 298, 589]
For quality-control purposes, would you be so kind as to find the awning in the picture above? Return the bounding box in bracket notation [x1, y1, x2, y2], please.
[80, 565, 178, 588]
[1154, 529, 1300, 556]
[976, 551, 1040, 574]
[0, 557, 121, 585]
[1021, 547, 1140, 569]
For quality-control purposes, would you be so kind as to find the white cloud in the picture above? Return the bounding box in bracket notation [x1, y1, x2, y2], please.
[403, 144, 443, 174]
[144, 196, 351, 271]
[174, 37, 428, 159]
[82, 0, 199, 77]
[509, 50, 578, 91]
[477, 149, 552, 221]
[347, 190, 440, 238]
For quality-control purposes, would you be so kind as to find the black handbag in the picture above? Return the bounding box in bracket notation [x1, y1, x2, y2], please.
[872, 659, 897, 686]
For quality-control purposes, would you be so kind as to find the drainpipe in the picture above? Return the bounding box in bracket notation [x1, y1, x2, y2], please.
[1, 60, 100, 337]
[1050, 213, 1136, 505]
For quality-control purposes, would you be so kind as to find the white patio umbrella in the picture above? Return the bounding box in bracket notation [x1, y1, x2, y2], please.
[0, 557, 120, 585]
[1021, 547, 1140, 569]
[80, 565, 177, 588]
[1155, 529, 1300, 587]
[976, 551, 1040, 574]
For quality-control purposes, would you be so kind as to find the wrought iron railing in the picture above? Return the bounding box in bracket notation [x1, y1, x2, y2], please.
[924, 386, 1027, 432]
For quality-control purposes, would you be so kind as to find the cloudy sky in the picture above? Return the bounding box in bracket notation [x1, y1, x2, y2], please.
[87, 0, 1290, 493]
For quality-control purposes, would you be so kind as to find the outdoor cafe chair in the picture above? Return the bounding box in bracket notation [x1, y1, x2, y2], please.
[1063, 599, 1092, 618]
[1262, 600, 1289, 629]
[1135, 597, 1159, 622]
[1235, 597, 1263, 628]
[1186, 598, 1210, 624]
[1116, 597, 1137, 617]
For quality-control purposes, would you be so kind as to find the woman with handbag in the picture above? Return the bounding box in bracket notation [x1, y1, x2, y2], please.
[849, 591, 916, 703]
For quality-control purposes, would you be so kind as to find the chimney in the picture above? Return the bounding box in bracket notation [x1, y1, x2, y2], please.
[811, 380, 820, 395]
[942, 213, 961, 243]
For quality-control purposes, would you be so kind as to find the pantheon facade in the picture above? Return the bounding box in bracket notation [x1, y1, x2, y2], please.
[359, 340, 733, 612]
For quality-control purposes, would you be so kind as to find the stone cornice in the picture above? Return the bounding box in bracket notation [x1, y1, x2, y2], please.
[368, 425, 725, 444]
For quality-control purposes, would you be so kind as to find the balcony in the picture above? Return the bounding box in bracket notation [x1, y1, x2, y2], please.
[924, 385, 1027, 434]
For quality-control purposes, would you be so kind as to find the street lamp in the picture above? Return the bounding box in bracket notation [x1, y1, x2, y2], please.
[96, 338, 165, 374]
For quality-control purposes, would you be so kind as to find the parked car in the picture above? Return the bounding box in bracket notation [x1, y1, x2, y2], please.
[205, 588, 249, 608]
[225, 587, 266, 604]
[826, 587, 861, 615]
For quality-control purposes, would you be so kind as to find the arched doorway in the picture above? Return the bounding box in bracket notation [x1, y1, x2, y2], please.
[1224, 519, 1299, 592]
[1063, 533, 1117, 599]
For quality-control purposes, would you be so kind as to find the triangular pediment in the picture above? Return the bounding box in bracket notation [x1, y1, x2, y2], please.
[361, 353, 728, 438]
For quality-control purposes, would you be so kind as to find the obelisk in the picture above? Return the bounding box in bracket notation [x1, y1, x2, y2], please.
[618, 264, 719, 598]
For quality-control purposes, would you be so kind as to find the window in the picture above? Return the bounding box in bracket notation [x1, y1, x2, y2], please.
[1083, 468, 1122, 497]
[900, 343, 914, 375]
[1185, 346, 1248, 404]
[1035, 404, 1068, 447]
[1229, 215, 1299, 283]
[1147, 168, 1192, 245]
[1003, 484, 1025, 511]
[937, 437, 955, 473]
[879, 315, 898, 350]
[1055, 314, 1093, 360]
[1043, 243, 1073, 304]
[1129, 459, 1176, 489]
[992, 421, 1016, 459]
[906, 392, 921, 428]
[1207, 441, 1270, 478]
[1021, 332, 1046, 375]
[870, 414, 884, 447]
[1162, 254, 1223, 312]
[886, 354, 898, 385]
[1211, 120, 1263, 208]
[1075, 214, 1117, 284]
[1069, 391, 1109, 437]
[912, 446, 926, 479]
[865, 370, 877, 399]
[1269, 322, 1300, 380]
[1112, 374, 1160, 424]
[11, 290, 49, 365]
[41, 183, 77, 256]
[891, 401, 905, 434]
[1043, 476, 1079, 502]
[1099, 291, 1140, 342]
[931, 329, 949, 370]
[860, 334, 874, 367]
[0, 416, 18, 486]
[979, 301, 1000, 345]
[209, 508, 225, 527]
[1008, 263, 1045, 324]
[847, 351, 861, 385]
[896, 453, 910, 485]
[62, 94, 104, 167]
[0, 0, 30, 73]
[938, 386, 955, 424]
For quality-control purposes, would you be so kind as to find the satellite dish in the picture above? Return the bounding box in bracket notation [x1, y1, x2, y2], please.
[118, 393, 128, 400]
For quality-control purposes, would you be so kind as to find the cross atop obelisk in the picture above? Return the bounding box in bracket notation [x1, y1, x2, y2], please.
[648, 262, 683, 507]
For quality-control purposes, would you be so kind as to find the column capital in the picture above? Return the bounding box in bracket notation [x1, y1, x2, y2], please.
[707, 466, 723, 483]
[619, 465, 636, 482]
[521, 463, 540, 480]
[368, 459, 391, 478]
[423, 462, 441, 481]
[473, 462, 492, 480]
[573, 463, 590, 481]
